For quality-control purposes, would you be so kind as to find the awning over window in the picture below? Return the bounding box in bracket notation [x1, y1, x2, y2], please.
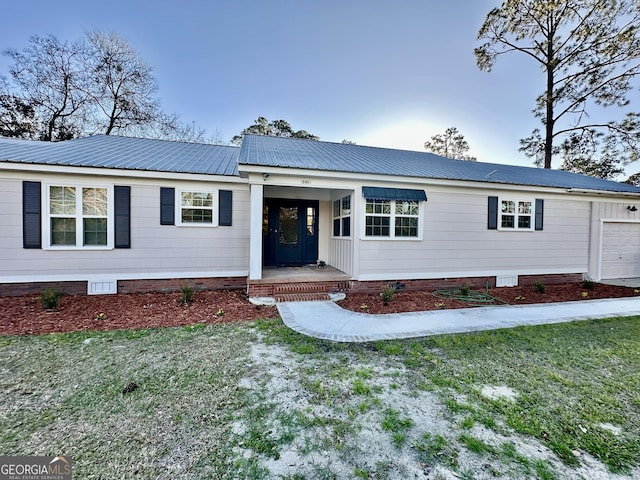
[362, 186, 427, 202]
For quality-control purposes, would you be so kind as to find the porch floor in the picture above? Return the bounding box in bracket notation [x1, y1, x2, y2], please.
[599, 277, 640, 288]
[251, 265, 352, 285]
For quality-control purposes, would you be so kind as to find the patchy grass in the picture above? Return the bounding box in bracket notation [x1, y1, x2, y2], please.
[421, 316, 640, 473]
[381, 408, 414, 448]
[0, 324, 255, 478]
[414, 432, 459, 469]
[2, 315, 639, 478]
[254, 316, 640, 477]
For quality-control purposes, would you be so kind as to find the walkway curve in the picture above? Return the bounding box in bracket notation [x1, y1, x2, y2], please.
[276, 297, 640, 342]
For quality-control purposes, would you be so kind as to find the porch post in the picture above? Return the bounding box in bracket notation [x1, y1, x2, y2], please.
[249, 183, 264, 280]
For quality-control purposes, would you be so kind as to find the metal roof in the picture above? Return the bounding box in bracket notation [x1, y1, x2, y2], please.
[238, 134, 640, 194]
[2, 133, 640, 195]
[0, 135, 240, 176]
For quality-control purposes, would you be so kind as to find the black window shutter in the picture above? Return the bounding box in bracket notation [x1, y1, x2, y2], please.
[535, 198, 544, 231]
[114, 186, 131, 248]
[160, 187, 175, 225]
[487, 196, 498, 230]
[23, 181, 42, 249]
[219, 190, 233, 226]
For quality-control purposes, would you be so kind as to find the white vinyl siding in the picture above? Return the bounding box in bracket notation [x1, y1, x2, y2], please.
[123, 184, 248, 273]
[358, 190, 590, 279]
[0, 174, 249, 282]
[329, 238, 353, 275]
[329, 194, 353, 274]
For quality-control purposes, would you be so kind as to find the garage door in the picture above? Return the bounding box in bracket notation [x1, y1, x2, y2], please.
[601, 222, 640, 279]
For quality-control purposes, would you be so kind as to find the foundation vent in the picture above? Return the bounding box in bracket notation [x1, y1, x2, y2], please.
[496, 275, 518, 288]
[88, 280, 118, 295]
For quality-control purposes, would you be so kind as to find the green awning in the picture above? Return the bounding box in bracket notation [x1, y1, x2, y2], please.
[362, 186, 427, 202]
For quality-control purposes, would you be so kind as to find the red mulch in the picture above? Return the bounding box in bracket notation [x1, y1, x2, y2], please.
[0, 289, 278, 336]
[339, 282, 639, 315]
[1, 283, 637, 336]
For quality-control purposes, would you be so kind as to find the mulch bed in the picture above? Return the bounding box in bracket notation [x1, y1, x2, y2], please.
[0, 283, 637, 336]
[0, 289, 278, 336]
[338, 282, 639, 315]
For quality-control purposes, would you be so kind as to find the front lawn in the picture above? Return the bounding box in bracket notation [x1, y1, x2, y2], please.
[1, 316, 638, 479]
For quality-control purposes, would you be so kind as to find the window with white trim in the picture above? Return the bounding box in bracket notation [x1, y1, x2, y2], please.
[394, 200, 420, 237]
[332, 194, 351, 237]
[178, 190, 216, 225]
[500, 198, 533, 230]
[47, 185, 112, 248]
[365, 199, 420, 238]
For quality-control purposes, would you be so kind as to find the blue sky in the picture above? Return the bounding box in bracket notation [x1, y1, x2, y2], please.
[1, 1, 549, 167]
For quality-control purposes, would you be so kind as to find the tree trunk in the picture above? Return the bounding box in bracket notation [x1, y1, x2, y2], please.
[544, 94, 554, 169]
[45, 118, 55, 142]
[544, 16, 555, 170]
[104, 96, 119, 135]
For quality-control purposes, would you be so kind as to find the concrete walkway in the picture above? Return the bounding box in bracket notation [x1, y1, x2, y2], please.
[277, 297, 640, 342]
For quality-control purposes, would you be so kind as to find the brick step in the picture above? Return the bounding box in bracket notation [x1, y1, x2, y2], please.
[273, 283, 331, 295]
[274, 292, 331, 303]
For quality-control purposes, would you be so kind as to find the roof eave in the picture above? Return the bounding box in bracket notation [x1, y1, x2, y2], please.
[565, 187, 640, 198]
[0, 160, 246, 183]
[239, 163, 640, 195]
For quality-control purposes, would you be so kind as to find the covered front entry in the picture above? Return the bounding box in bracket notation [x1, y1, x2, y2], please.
[263, 199, 319, 266]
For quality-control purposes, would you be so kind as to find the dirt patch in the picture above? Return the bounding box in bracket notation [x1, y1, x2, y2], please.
[0, 289, 278, 336]
[481, 385, 519, 402]
[237, 332, 639, 479]
[598, 423, 623, 436]
[339, 282, 638, 314]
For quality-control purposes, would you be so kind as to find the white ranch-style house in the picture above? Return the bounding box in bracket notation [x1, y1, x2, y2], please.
[1, 133, 639, 298]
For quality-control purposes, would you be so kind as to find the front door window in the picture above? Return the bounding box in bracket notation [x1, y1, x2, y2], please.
[306, 207, 315, 236]
[279, 207, 298, 245]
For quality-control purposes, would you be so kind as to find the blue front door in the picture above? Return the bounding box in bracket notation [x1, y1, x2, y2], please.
[263, 199, 318, 266]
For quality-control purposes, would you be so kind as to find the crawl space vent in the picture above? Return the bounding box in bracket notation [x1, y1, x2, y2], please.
[88, 280, 118, 295]
[496, 275, 518, 287]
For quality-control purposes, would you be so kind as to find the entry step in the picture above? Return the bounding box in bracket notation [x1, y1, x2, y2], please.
[274, 292, 331, 303]
[273, 283, 331, 295]
[249, 292, 346, 306]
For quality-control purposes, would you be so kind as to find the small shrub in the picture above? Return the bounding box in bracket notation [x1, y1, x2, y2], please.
[459, 284, 471, 296]
[380, 285, 396, 305]
[435, 301, 446, 309]
[581, 291, 589, 299]
[582, 278, 595, 290]
[534, 281, 546, 293]
[95, 312, 107, 321]
[514, 295, 526, 302]
[178, 285, 194, 305]
[40, 288, 62, 310]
